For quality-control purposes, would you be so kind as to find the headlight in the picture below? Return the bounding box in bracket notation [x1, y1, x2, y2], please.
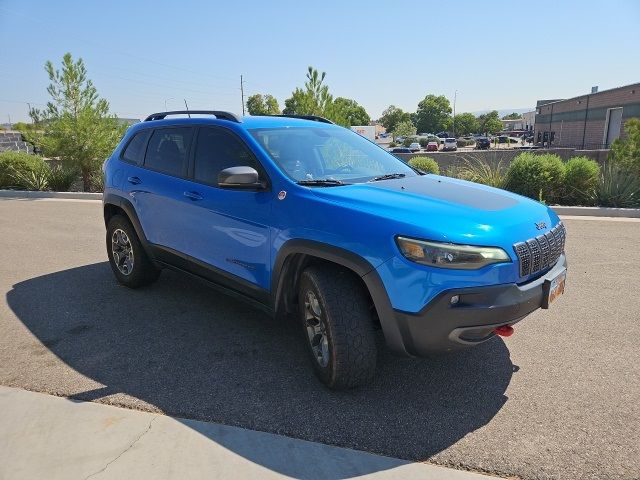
[396, 236, 511, 270]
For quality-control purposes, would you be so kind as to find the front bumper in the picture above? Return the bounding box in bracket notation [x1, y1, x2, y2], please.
[387, 254, 567, 356]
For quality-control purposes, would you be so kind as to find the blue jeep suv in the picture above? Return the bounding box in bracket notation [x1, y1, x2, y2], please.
[103, 111, 567, 389]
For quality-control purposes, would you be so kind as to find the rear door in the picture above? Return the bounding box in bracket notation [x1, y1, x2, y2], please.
[123, 126, 195, 253]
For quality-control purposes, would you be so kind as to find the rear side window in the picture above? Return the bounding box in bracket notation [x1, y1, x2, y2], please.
[122, 130, 151, 164]
[144, 128, 193, 177]
[193, 127, 261, 185]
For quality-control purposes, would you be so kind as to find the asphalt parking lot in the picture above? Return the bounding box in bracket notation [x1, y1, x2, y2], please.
[1, 198, 639, 480]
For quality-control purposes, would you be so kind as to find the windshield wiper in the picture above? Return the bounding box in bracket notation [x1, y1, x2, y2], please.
[369, 173, 406, 182]
[297, 179, 346, 187]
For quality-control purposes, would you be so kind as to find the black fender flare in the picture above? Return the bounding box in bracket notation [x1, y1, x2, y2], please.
[103, 193, 155, 260]
[271, 239, 410, 356]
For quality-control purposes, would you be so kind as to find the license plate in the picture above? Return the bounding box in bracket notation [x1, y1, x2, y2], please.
[542, 269, 566, 309]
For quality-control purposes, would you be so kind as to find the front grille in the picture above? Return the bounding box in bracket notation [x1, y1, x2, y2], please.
[514, 222, 566, 277]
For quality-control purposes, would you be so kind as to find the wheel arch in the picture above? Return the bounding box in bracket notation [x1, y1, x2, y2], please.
[103, 193, 154, 259]
[272, 240, 410, 356]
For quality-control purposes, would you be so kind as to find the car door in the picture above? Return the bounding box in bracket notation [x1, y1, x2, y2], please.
[123, 126, 195, 254]
[178, 126, 272, 291]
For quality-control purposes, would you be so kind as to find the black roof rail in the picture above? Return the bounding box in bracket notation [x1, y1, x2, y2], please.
[144, 110, 241, 123]
[267, 114, 334, 124]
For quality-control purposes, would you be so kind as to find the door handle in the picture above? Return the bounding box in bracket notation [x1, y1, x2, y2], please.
[183, 191, 203, 201]
[127, 176, 142, 185]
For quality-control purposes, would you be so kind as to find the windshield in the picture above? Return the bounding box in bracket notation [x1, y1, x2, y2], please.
[250, 127, 417, 183]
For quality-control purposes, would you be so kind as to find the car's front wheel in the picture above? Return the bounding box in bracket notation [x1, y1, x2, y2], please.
[298, 265, 377, 390]
[106, 215, 160, 288]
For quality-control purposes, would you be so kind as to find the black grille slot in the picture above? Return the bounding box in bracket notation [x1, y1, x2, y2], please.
[514, 242, 531, 276]
[513, 222, 566, 278]
[537, 234, 550, 268]
[546, 228, 558, 261]
[527, 239, 541, 272]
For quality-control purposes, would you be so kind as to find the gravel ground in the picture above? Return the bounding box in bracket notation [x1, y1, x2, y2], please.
[0, 198, 638, 479]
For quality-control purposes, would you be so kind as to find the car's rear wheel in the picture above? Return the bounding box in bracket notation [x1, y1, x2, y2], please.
[106, 215, 160, 288]
[298, 265, 376, 390]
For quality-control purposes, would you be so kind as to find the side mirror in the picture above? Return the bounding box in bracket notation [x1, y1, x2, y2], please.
[218, 166, 265, 189]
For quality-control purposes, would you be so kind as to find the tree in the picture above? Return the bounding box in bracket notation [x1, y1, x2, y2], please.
[246, 94, 280, 115]
[610, 118, 640, 177]
[477, 110, 503, 134]
[392, 119, 416, 139]
[27, 53, 125, 190]
[415, 95, 452, 134]
[379, 105, 412, 134]
[333, 97, 370, 126]
[502, 112, 522, 120]
[452, 113, 479, 136]
[283, 66, 334, 118]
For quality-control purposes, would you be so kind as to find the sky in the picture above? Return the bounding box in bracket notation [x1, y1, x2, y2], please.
[1, 0, 639, 123]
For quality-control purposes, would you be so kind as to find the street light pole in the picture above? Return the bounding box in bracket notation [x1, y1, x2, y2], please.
[452, 90, 457, 138]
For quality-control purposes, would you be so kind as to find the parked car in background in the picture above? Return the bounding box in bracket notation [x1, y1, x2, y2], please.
[408, 142, 421, 152]
[426, 141, 439, 151]
[390, 147, 412, 154]
[476, 137, 491, 150]
[442, 138, 458, 151]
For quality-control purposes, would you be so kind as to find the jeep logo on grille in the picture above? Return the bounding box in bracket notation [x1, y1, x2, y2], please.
[535, 221, 547, 230]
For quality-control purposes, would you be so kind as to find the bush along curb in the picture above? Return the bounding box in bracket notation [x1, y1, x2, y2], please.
[0, 189, 102, 200]
[550, 205, 640, 218]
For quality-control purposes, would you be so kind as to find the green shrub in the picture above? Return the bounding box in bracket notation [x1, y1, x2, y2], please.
[418, 138, 429, 148]
[503, 152, 565, 203]
[609, 118, 640, 177]
[591, 163, 640, 208]
[402, 137, 417, 147]
[47, 165, 78, 192]
[408, 156, 440, 174]
[88, 171, 104, 192]
[8, 162, 49, 191]
[389, 141, 397, 148]
[456, 138, 475, 147]
[455, 154, 505, 188]
[564, 156, 600, 205]
[0, 151, 48, 189]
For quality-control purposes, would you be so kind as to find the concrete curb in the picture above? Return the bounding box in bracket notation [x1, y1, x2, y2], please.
[0, 190, 102, 200]
[551, 205, 640, 218]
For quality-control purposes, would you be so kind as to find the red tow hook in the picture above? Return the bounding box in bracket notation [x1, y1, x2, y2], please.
[494, 325, 514, 337]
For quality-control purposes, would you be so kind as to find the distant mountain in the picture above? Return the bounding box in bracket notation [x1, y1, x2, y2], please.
[470, 108, 533, 117]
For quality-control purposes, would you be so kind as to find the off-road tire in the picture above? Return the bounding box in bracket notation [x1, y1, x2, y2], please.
[106, 215, 160, 288]
[298, 265, 377, 390]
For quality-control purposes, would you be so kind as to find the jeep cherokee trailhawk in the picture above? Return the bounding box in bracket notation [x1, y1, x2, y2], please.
[103, 111, 567, 389]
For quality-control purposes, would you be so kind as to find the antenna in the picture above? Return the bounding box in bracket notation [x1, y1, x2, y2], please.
[240, 75, 245, 116]
[184, 99, 191, 118]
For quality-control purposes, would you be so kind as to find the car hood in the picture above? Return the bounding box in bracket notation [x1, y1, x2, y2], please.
[310, 174, 560, 247]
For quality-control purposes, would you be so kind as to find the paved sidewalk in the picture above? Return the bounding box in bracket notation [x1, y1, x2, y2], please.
[0, 386, 497, 480]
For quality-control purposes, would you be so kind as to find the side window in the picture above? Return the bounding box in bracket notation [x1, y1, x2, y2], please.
[144, 128, 192, 177]
[122, 130, 151, 164]
[193, 128, 261, 185]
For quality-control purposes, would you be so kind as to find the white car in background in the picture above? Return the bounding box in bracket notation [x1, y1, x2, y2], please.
[442, 138, 458, 151]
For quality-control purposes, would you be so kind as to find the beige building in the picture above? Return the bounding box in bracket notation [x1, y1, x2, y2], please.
[534, 83, 640, 149]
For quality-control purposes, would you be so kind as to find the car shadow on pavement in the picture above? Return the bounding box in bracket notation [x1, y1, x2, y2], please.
[7, 262, 514, 479]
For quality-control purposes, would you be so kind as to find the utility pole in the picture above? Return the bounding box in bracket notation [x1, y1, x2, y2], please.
[452, 90, 457, 138]
[240, 75, 245, 116]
